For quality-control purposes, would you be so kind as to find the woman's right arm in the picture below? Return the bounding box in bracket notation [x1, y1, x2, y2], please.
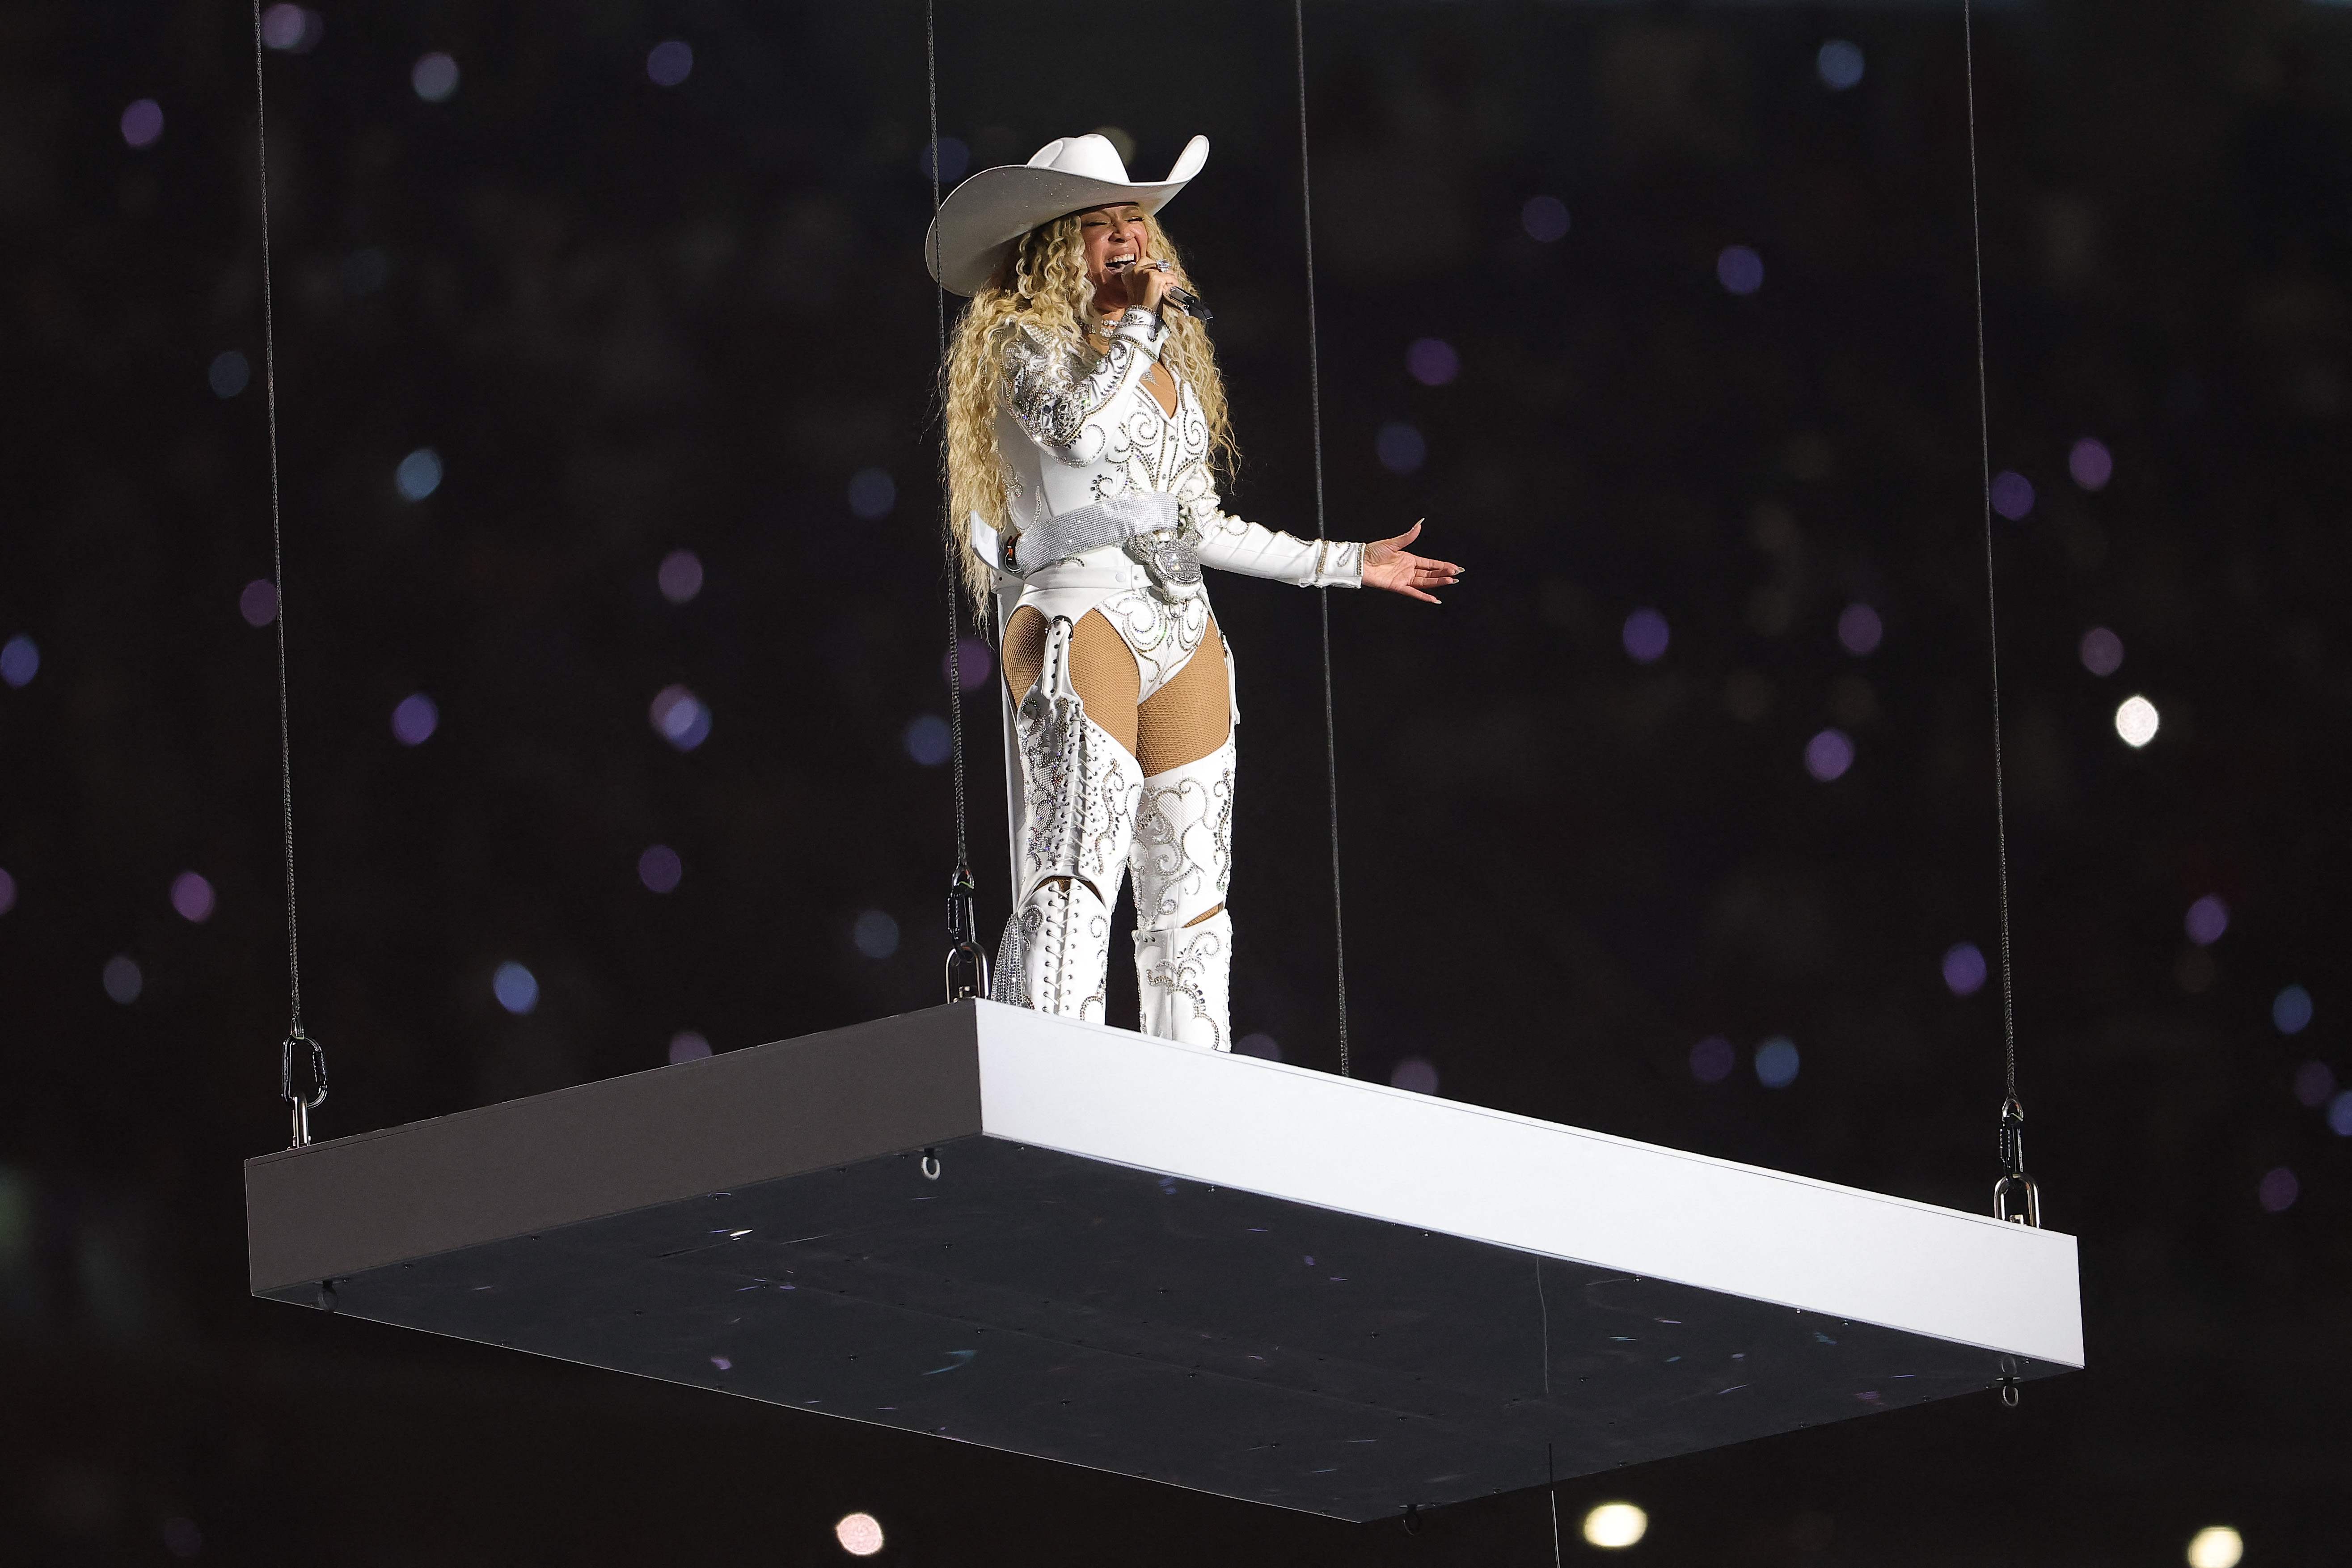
[1000, 310, 1164, 461]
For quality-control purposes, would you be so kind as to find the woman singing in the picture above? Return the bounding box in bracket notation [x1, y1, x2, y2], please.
[930, 133, 1459, 1050]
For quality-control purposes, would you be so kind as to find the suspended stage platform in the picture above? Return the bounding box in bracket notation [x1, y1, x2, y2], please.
[245, 1000, 2082, 1520]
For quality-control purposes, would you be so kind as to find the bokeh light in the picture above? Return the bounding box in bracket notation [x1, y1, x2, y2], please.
[261, 4, 321, 51]
[2184, 895, 2229, 947]
[1717, 245, 1764, 296]
[0, 868, 15, 917]
[835, 1513, 885, 1556]
[2185, 1526, 2243, 1568]
[493, 962, 538, 1015]
[1582, 1502, 1648, 1548]
[2079, 626, 2124, 676]
[0, 634, 38, 688]
[945, 636, 993, 691]
[1621, 608, 1670, 664]
[638, 844, 683, 894]
[904, 714, 950, 766]
[918, 137, 969, 182]
[1406, 338, 1460, 386]
[848, 468, 896, 519]
[1817, 40, 1866, 90]
[209, 350, 250, 398]
[391, 693, 439, 746]
[1755, 1036, 1800, 1088]
[395, 448, 443, 501]
[647, 40, 694, 87]
[1389, 1057, 1440, 1095]
[104, 955, 144, 1006]
[240, 580, 278, 627]
[2328, 1090, 2352, 1138]
[2115, 695, 2160, 748]
[1837, 603, 1882, 656]
[853, 910, 899, 959]
[2257, 1167, 2298, 1213]
[1522, 195, 1570, 242]
[120, 99, 163, 149]
[659, 549, 704, 604]
[1689, 1035, 1734, 1084]
[1236, 1032, 1282, 1060]
[1376, 422, 1426, 475]
[668, 1030, 712, 1064]
[1805, 728, 1854, 782]
[1990, 470, 2035, 520]
[170, 871, 215, 923]
[2273, 984, 2313, 1035]
[2069, 437, 2113, 491]
[2292, 1060, 2335, 1108]
[161, 1516, 201, 1559]
[650, 685, 712, 750]
[1943, 942, 1988, 997]
[412, 52, 459, 102]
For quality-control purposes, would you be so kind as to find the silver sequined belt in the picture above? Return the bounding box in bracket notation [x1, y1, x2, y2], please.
[1006, 491, 1182, 576]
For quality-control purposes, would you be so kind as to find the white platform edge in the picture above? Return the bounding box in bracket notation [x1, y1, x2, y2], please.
[972, 1002, 2084, 1369]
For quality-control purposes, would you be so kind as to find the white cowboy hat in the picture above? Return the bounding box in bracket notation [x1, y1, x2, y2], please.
[924, 132, 1211, 297]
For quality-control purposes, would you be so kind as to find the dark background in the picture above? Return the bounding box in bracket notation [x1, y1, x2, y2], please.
[5, 0, 2350, 1561]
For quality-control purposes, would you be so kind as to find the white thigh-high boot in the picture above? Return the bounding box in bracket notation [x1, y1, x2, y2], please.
[1130, 734, 1237, 1049]
[992, 617, 1140, 1022]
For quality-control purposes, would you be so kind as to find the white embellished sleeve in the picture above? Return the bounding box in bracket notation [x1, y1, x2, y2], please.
[1186, 486, 1364, 588]
[999, 311, 1164, 460]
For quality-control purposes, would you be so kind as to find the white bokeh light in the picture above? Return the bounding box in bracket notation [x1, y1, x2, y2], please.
[1583, 1502, 1648, 1548]
[2185, 1526, 2243, 1568]
[2115, 694, 2160, 748]
[834, 1512, 884, 1556]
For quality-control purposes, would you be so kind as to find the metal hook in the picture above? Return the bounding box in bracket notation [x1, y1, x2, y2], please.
[281, 1030, 328, 1149]
[1999, 1378, 2019, 1409]
[1994, 1172, 2040, 1227]
[920, 1150, 942, 1181]
[1400, 1503, 1423, 1536]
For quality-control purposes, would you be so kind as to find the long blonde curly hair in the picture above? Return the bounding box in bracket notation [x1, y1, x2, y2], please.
[942, 209, 1234, 617]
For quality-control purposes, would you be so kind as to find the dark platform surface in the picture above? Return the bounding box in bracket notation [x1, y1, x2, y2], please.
[248, 1007, 2060, 1520]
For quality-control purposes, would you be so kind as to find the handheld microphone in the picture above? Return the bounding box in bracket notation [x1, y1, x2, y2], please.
[1112, 258, 1214, 322]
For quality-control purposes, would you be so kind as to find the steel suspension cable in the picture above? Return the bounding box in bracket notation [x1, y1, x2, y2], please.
[1961, 0, 2035, 1223]
[251, 2, 324, 1148]
[1293, 0, 1351, 1077]
[929, 0, 985, 1002]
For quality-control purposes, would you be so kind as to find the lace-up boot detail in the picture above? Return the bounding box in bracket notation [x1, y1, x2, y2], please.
[992, 617, 1140, 1021]
[1128, 736, 1235, 1048]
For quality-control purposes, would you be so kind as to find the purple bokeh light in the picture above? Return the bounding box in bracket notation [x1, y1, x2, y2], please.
[2257, 1167, 2298, 1213]
[1837, 603, 1883, 656]
[239, 579, 279, 627]
[1689, 1035, 1735, 1084]
[1754, 1036, 1800, 1088]
[1991, 470, 2035, 520]
[1389, 1057, 1440, 1095]
[0, 634, 37, 688]
[0, 868, 17, 917]
[669, 1030, 712, 1063]
[904, 714, 950, 766]
[2069, 438, 2113, 491]
[1717, 245, 1764, 296]
[2079, 626, 2124, 676]
[2274, 984, 2313, 1035]
[1406, 338, 1460, 387]
[2292, 1061, 2335, 1108]
[2184, 895, 2229, 947]
[391, 693, 439, 746]
[1805, 728, 1854, 782]
[638, 844, 683, 894]
[413, 51, 460, 102]
[848, 468, 895, 519]
[650, 685, 711, 750]
[658, 549, 704, 604]
[261, 4, 321, 51]
[1236, 1032, 1282, 1061]
[1943, 942, 1988, 997]
[120, 99, 164, 149]
[1621, 608, 1670, 664]
[171, 871, 215, 923]
[647, 40, 694, 87]
[917, 137, 970, 182]
[1522, 196, 1570, 243]
[103, 955, 143, 1005]
[2330, 1090, 2352, 1137]
[944, 637, 992, 691]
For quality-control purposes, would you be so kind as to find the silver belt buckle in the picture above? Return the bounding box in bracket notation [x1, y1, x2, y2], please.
[1125, 528, 1203, 591]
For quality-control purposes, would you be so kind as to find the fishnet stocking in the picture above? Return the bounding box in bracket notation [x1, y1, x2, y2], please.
[1003, 607, 1140, 757]
[1137, 618, 1230, 776]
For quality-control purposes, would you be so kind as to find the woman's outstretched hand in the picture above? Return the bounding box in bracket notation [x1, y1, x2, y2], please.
[1361, 521, 1463, 604]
